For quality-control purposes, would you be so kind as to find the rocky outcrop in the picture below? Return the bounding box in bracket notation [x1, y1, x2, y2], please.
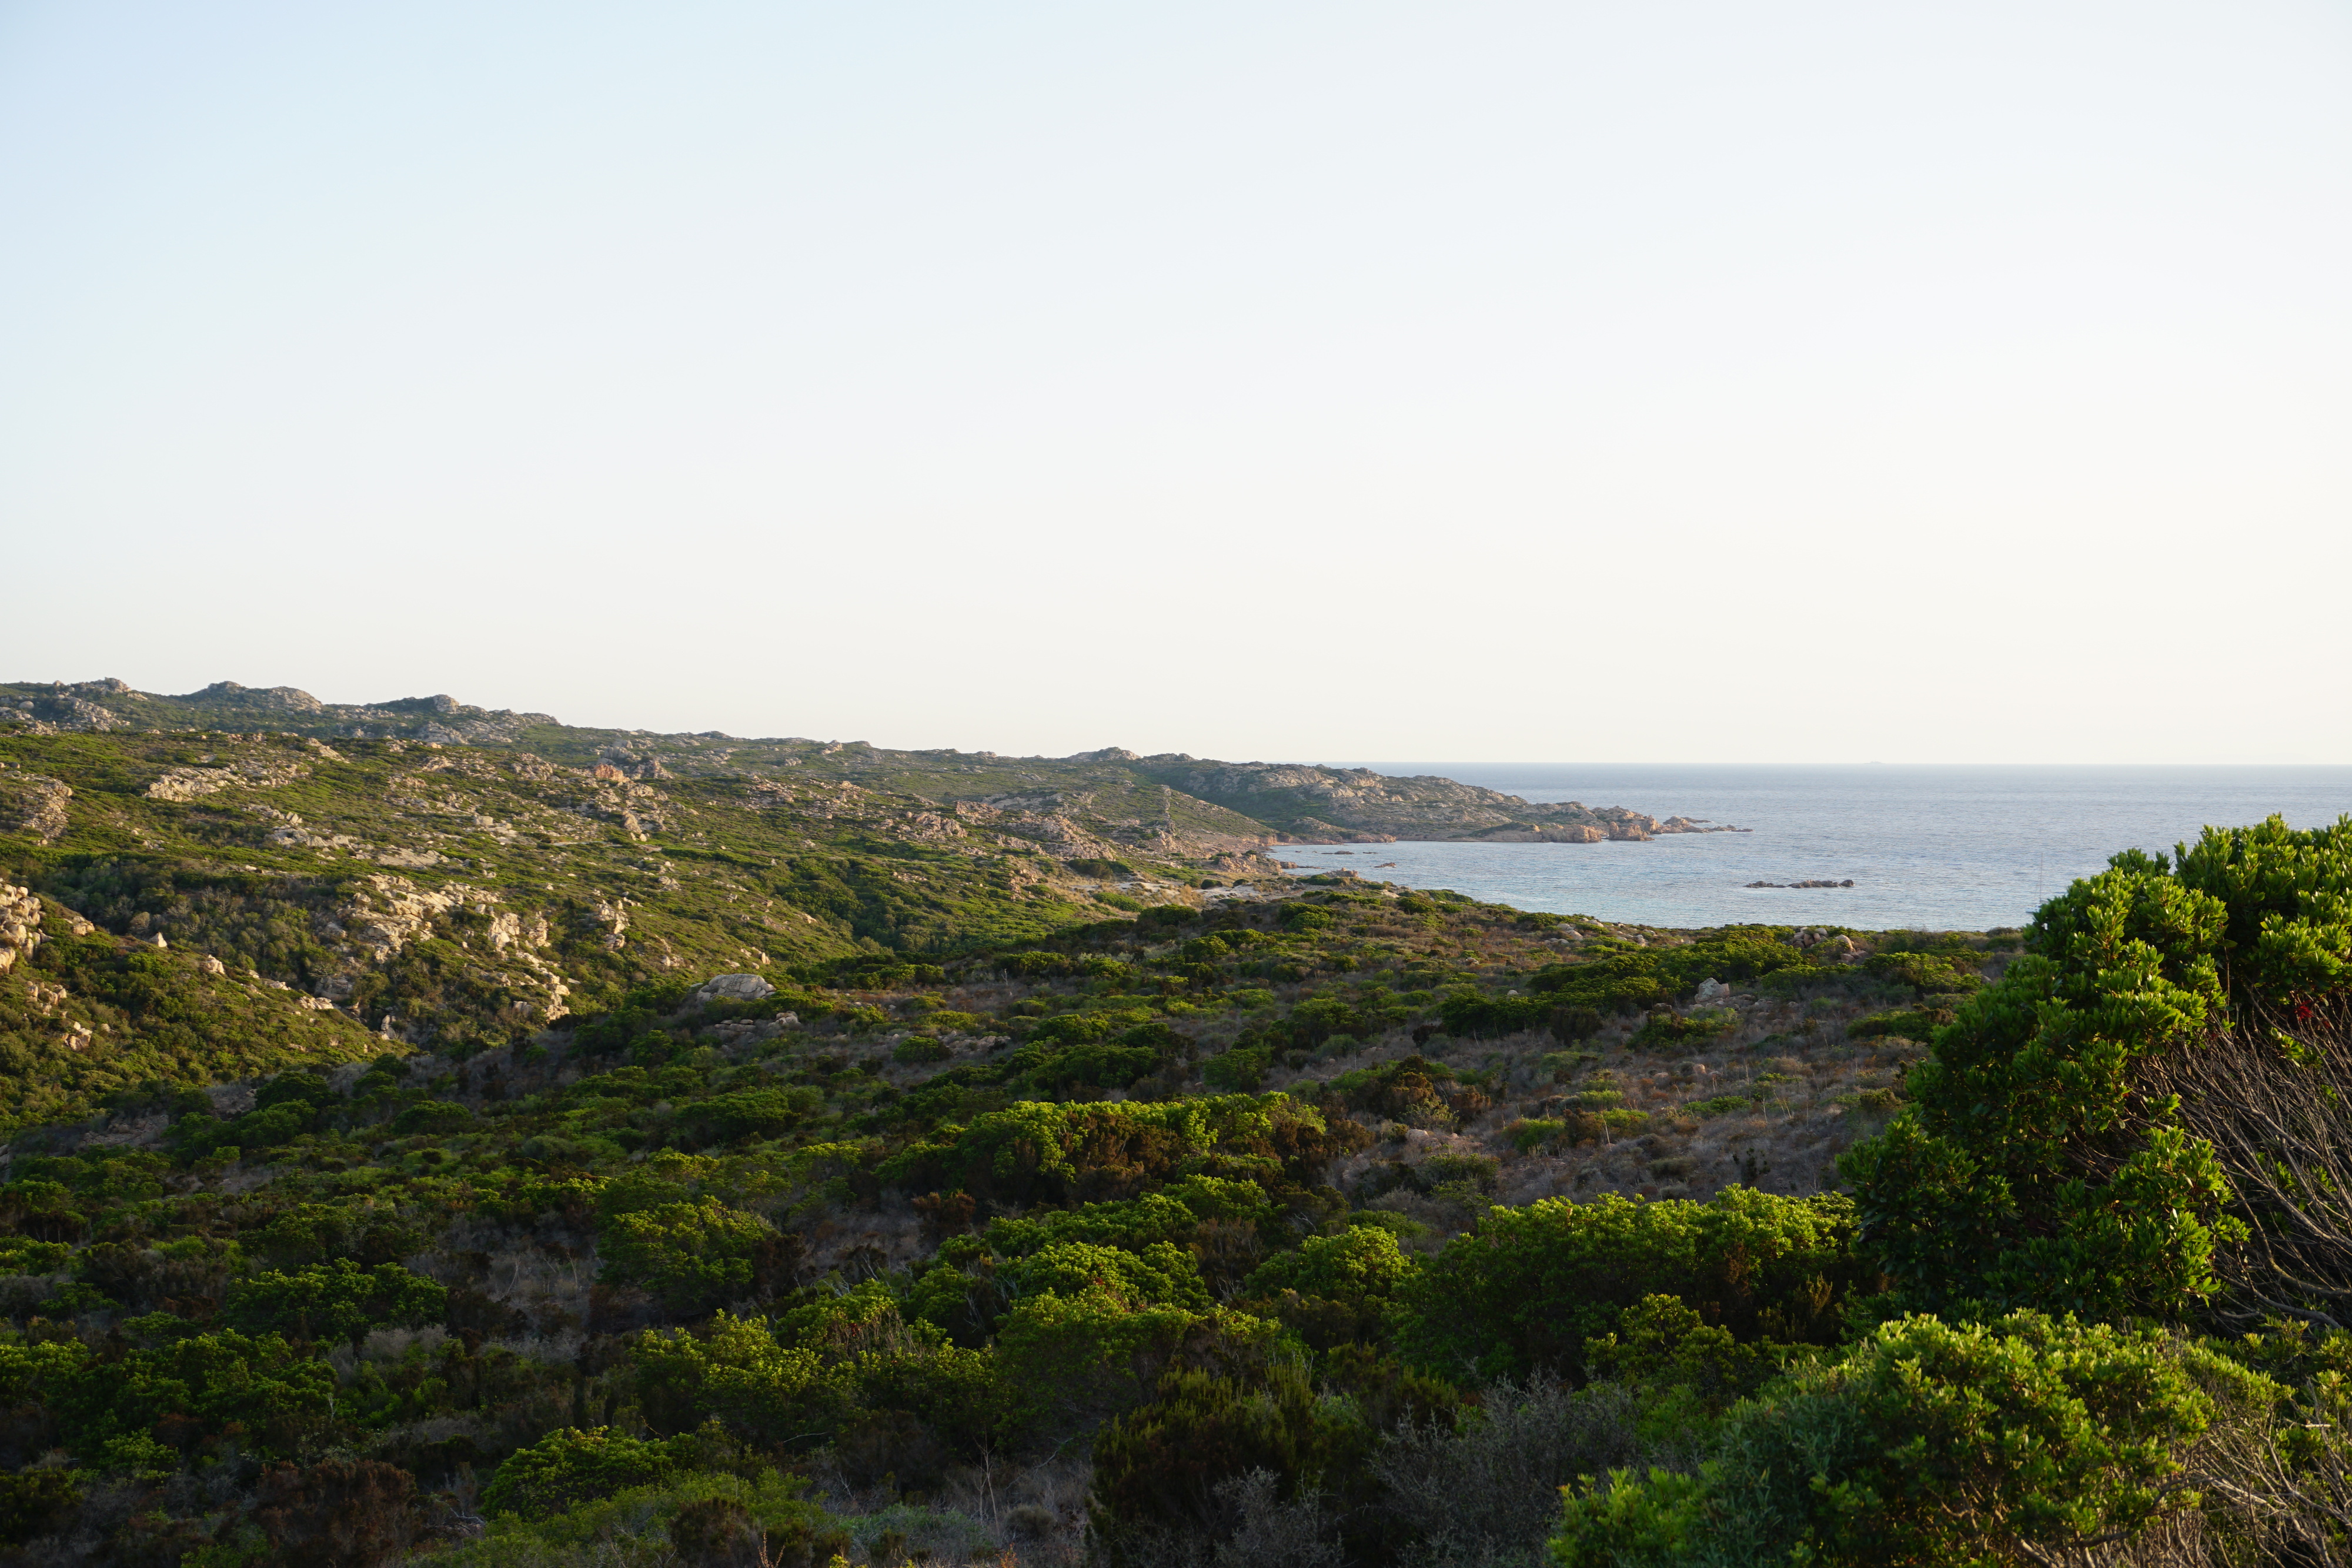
[0, 885, 44, 974]
[330, 875, 571, 1022]
[342, 875, 472, 961]
[3, 685, 130, 732]
[561, 776, 671, 840]
[0, 888, 91, 976]
[694, 974, 776, 1002]
[187, 680, 325, 713]
[145, 754, 310, 801]
[0, 771, 72, 842]
[988, 811, 1126, 861]
[1463, 823, 1606, 843]
[0, 678, 557, 746]
[590, 899, 631, 951]
[1147, 760, 1742, 845]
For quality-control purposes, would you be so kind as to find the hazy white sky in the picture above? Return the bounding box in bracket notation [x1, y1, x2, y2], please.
[3, 2, 2347, 762]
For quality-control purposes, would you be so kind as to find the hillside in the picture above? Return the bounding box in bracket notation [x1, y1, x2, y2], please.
[0, 681, 1743, 1125]
[42, 679, 2303, 1568]
[0, 850, 1979, 1565]
[0, 680, 2022, 1568]
[1133, 758, 1742, 843]
[2, 677, 1734, 844]
[0, 724, 1250, 1126]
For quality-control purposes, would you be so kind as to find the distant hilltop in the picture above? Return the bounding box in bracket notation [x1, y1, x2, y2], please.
[1, 678, 559, 747]
[0, 677, 1739, 845]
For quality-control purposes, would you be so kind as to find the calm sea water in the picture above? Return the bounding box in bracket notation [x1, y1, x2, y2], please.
[1278, 765, 2352, 932]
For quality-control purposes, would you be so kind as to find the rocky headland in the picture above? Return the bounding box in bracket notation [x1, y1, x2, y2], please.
[1, 678, 1732, 850]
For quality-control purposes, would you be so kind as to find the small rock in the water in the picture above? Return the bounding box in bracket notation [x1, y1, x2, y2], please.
[1745, 878, 1856, 888]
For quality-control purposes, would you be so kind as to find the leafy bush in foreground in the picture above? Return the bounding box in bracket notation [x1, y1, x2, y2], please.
[1844, 817, 2352, 1324]
[1551, 1310, 2273, 1568]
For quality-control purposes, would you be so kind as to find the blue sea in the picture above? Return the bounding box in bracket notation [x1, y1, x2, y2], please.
[1278, 765, 2352, 932]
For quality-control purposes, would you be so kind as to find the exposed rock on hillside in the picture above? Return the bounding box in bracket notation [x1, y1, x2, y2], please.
[0, 678, 557, 746]
[145, 754, 312, 801]
[0, 770, 72, 842]
[0, 680, 134, 733]
[0, 884, 45, 972]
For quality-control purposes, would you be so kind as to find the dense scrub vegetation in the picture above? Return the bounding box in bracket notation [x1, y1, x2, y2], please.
[11, 744, 2352, 1566]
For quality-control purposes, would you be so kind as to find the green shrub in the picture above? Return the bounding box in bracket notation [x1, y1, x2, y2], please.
[449, 1468, 848, 1567]
[684, 1085, 823, 1139]
[1526, 931, 1813, 1016]
[1025, 1040, 1162, 1092]
[1583, 1294, 1782, 1440]
[1287, 995, 1364, 1047]
[1839, 821, 2352, 1322]
[974, 1179, 1272, 1269]
[1005, 1240, 1211, 1312]
[1847, 1007, 1947, 1040]
[1552, 1311, 2274, 1567]
[1089, 1352, 1455, 1566]
[482, 1426, 684, 1520]
[1629, 1008, 1734, 1049]
[1509, 1117, 1568, 1152]
[1438, 991, 1553, 1039]
[253, 1070, 336, 1115]
[1028, 1013, 1114, 1047]
[1551, 1007, 1606, 1045]
[1244, 1228, 1417, 1310]
[1345, 1209, 1430, 1241]
[994, 1288, 1229, 1437]
[0, 1238, 72, 1275]
[51, 1329, 334, 1463]
[1865, 948, 1986, 997]
[1087, 1365, 1350, 1562]
[390, 1099, 474, 1136]
[1395, 1188, 1863, 1381]
[876, 1094, 1344, 1208]
[222, 1259, 447, 1350]
[893, 1037, 952, 1064]
[1422, 1152, 1499, 1192]
[1201, 1044, 1272, 1093]
[600, 1200, 786, 1310]
[630, 1313, 847, 1443]
[0, 1467, 80, 1548]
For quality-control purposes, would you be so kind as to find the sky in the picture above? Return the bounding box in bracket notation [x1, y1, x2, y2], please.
[2, 2, 2348, 763]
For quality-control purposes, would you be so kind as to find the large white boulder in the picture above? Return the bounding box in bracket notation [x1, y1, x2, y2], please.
[695, 973, 776, 1002]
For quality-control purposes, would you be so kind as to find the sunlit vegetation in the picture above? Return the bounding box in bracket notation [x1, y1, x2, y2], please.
[10, 722, 2352, 1567]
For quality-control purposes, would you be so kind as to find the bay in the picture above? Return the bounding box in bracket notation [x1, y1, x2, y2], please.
[1281, 764, 2352, 931]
